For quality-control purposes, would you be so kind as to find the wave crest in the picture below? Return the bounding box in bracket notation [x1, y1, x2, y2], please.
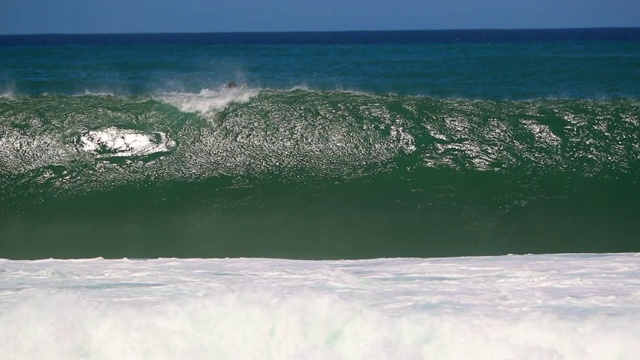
[155, 87, 258, 115]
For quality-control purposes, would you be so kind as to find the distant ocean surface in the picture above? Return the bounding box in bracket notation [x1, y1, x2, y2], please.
[1, 29, 640, 359]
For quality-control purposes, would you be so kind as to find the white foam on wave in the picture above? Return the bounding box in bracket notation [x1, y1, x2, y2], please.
[79, 127, 175, 158]
[156, 86, 258, 115]
[0, 90, 16, 100]
[0, 253, 638, 359]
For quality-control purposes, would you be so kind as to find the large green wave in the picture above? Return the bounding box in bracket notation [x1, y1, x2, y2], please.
[1, 90, 639, 258]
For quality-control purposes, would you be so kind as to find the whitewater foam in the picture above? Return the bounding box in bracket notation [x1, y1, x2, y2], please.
[78, 127, 175, 159]
[0, 90, 16, 100]
[155, 87, 258, 115]
[0, 254, 638, 359]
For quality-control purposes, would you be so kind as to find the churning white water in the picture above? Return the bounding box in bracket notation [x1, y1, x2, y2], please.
[1, 253, 639, 359]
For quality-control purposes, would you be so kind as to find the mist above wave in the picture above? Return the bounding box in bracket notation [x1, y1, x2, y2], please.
[154, 86, 259, 115]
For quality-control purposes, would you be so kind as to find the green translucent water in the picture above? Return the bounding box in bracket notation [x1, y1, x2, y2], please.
[1, 90, 638, 259]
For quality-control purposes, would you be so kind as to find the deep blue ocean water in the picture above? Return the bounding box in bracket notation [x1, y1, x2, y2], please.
[1, 29, 639, 259]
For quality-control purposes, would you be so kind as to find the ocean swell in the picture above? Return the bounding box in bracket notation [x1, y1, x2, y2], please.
[0, 90, 638, 258]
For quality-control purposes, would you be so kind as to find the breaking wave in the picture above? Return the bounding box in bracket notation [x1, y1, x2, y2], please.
[1, 89, 638, 258]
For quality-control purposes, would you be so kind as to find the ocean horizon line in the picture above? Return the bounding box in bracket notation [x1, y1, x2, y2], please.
[2, 26, 640, 37]
[2, 27, 640, 47]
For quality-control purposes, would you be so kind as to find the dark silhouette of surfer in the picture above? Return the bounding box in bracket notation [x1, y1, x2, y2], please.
[224, 81, 247, 91]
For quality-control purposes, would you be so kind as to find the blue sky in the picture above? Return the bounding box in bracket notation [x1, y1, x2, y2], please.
[1, 0, 639, 34]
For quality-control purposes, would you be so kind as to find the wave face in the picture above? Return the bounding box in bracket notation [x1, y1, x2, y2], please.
[1, 90, 639, 258]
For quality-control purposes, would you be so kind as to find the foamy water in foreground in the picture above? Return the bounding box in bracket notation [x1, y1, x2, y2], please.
[1, 253, 639, 359]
